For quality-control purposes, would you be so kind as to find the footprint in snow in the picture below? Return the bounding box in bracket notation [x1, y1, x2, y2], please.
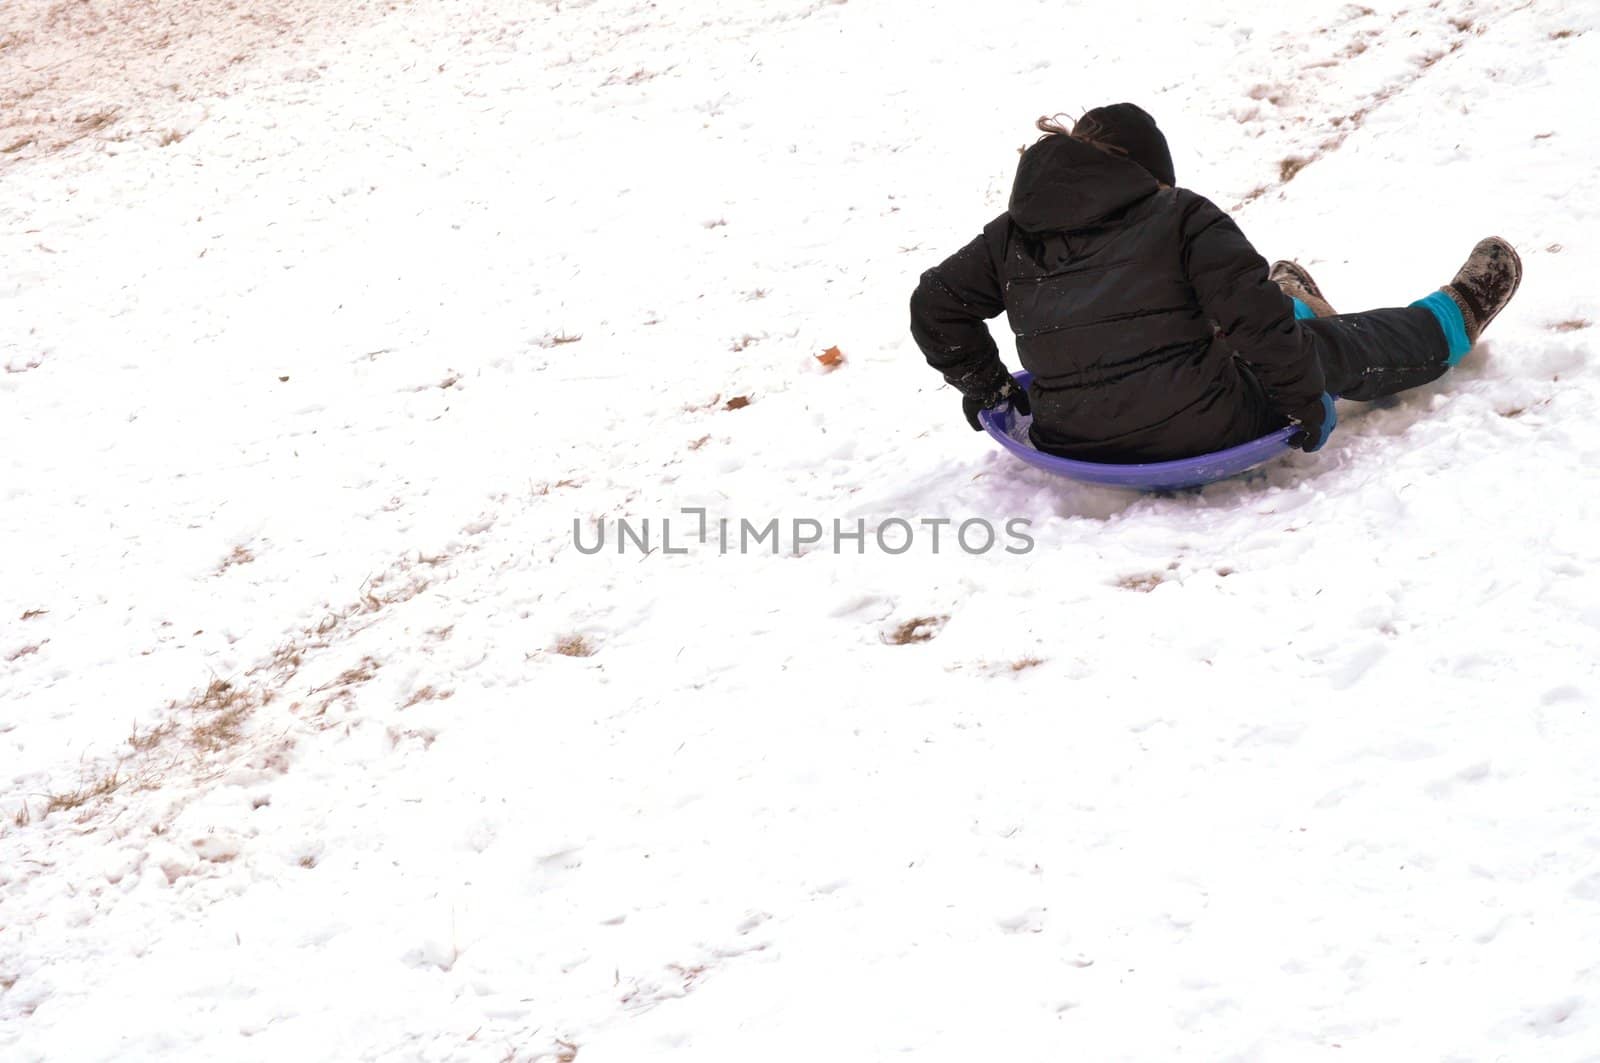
[996, 907, 1046, 934]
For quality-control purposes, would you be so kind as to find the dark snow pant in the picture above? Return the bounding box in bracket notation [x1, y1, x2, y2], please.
[1300, 305, 1453, 402]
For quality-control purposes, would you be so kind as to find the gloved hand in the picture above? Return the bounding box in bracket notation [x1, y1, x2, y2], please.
[1286, 393, 1337, 452]
[960, 371, 1031, 431]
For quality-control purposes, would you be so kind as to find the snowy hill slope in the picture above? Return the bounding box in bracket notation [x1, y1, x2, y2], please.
[4, 0, 1600, 1058]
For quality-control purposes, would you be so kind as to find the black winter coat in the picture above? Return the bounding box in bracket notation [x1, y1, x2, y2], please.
[909, 134, 1326, 462]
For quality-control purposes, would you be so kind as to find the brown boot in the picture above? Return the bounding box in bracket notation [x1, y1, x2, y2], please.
[1270, 260, 1337, 318]
[1441, 237, 1522, 343]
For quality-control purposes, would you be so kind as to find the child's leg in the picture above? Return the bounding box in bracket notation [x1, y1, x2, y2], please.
[1288, 238, 1517, 403]
[1302, 305, 1454, 401]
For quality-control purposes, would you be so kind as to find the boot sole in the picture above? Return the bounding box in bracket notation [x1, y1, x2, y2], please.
[1476, 239, 1523, 336]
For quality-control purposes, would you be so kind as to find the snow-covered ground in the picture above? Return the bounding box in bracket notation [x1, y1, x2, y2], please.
[4, 0, 1600, 1057]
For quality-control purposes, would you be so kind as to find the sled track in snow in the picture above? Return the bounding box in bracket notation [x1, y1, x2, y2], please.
[1231, 0, 1540, 209]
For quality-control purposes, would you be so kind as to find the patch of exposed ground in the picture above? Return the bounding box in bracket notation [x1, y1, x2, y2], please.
[0, 0, 407, 166]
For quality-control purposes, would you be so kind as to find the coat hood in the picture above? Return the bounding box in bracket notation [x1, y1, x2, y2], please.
[1075, 102, 1176, 188]
[1007, 134, 1161, 234]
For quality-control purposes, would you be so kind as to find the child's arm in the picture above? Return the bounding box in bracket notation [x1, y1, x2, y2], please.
[1178, 195, 1326, 416]
[909, 215, 1013, 401]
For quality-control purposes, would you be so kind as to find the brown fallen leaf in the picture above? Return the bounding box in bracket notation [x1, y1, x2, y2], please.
[816, 345, 845, 370]
[724, 395, 751, 411]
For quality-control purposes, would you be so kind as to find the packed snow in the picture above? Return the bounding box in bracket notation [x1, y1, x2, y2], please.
[4, 0, 1600, 1058]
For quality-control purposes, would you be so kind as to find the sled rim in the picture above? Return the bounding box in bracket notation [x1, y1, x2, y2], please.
[978, 371, 1296, 490]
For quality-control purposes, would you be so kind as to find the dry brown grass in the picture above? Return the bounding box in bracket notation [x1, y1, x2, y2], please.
[74, 108, 119, 133]
[882, 615, 948, 645]
[20, 608, 47, 620]
[26, 717, 197, 824]
[1237, 182, 1270, 206]
[330, 658, 380, 688]
[189, 705, 250, 751]
[666, 963, 709, 984]
[217, 544, 255, 573]
[186, 679, 260, 752]
[1551, 319, 1590, 332]
[127, 720, 177, 752]
[46, 769, 125, 814]
[534, 478, 581, 496]
[356, 567, 431, 613]
[1009, 656, 1045, 673]
[263, 639, 304, 679]
[5, 642, 44, 662]
[402, 685, 454, 708]
[1498, 399, 1551, 420]
[2, 354, 43, 373]
[554, 634, 597, 658]
[1278, 155, 1310, 183]
[21, 547, 457, 830]
[1116, 573, 1166, 593]
[303, 656, 382, 719]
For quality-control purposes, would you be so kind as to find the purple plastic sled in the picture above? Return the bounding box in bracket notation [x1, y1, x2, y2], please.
[978, 371, 1296, 491]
